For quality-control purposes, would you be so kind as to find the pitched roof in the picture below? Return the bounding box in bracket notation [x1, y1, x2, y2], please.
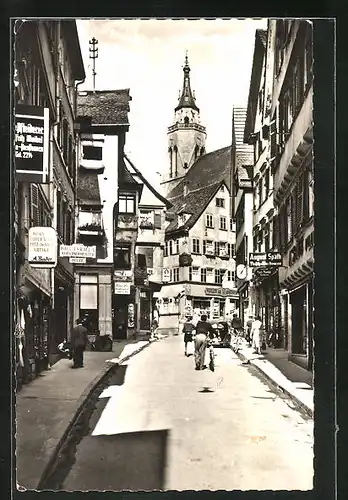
[77, 89, 131, 126]
[77, 168, 102, 206]
[124, 154, 172, 208]
[244, 29, 268, 141]
[165, 145, 232, 233]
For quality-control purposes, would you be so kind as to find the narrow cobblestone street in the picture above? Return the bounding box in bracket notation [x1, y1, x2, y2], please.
[61, 335, 313, 491]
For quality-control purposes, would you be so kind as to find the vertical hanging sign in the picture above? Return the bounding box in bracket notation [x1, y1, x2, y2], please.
[15, 104, 49, 183]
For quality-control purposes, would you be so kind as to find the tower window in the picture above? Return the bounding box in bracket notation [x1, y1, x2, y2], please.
[184, 162, 188, 169]
[184, 116, 189, 126]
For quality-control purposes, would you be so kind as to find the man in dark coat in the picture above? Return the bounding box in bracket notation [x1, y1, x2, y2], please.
[71, 318, 89, 368]
[194, 315, 215, 370]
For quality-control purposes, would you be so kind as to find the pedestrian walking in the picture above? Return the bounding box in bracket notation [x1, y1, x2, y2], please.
[71, 318, 89, 368]
[251, 315, 264, 355]
[246, 315, 254, 346]
[182, 316, 195, 356]
[194, 315, 214, 370]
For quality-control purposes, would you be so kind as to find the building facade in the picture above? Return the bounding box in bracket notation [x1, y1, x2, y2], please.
[73, 89, 131, 341]
[243, 29, 283, 343]
[240, 20, 314, 370]
[270, 20, 314, 369]
[231, 108, 255, 325]
[14, 20, 85, 385]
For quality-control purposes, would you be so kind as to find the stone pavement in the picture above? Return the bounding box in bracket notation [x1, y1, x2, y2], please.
[16, 339, 152, 491]
[234, 341, 314, 417]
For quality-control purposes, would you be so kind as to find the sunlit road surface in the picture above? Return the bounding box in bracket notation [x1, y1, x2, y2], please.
[62, 335, 313, 491]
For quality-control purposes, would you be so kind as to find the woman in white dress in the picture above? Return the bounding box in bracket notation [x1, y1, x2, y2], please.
[251, 315, 264, 355]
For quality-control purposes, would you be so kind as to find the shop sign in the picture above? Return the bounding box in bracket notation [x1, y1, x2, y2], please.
[60, 244, 96, 259]
[238, 178, 252, 189]
[114, 269, 132, 282]
[69, 257, 87, 264]
[249, 252, 282, 267]
[253, 267, 275, 278]
[114, 282, 131, 295]
[162, 268, 170, 282]
[28, 227, 57, 268]
[204, 287, 236, 297]
[15, 104, 49, 183]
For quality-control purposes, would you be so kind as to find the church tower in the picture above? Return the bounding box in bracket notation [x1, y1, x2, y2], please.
[161, 53, 207, 196]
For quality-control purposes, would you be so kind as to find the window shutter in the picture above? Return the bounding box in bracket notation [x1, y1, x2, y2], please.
[154, 213, 161, 229]
[214, 241, 219, 255]
[30, 184, 40, 227]
[203, 240, 206, 254]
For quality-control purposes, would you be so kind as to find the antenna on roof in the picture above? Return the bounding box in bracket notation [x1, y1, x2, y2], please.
[89, 37, 98, 93]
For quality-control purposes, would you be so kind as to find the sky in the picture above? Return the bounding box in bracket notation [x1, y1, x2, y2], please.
[76, 19, 267, 190]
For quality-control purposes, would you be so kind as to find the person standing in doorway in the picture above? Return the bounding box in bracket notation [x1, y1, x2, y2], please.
[71, 318, 89, 368]
[182, 316, 195, 356]
[194, 315, 214, 370]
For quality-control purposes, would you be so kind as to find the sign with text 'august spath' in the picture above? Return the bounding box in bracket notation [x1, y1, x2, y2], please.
[249, 252, 283, 267]
[15, 105, 49, 183]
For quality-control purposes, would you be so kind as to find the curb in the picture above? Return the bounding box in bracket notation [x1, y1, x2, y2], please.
[233, 347, 313, 419]
[37, 340, 152, 489]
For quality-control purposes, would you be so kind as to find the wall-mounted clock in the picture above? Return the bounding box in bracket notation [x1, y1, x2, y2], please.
[236, 264, 247, 280]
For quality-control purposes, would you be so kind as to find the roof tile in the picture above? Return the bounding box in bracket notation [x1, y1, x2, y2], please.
[77, 89, 131, 125]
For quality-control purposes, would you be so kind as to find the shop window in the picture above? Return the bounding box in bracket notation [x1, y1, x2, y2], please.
[205, 214, 214, 228]
[114, 244, 131, 269]
[79, 274, 98, 332]
[216, 198, 225, 208]
[192, 238, 200, 254]
[119, 192, 136, 214]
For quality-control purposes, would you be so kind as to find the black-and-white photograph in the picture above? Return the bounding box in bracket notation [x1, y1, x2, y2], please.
[14, 18, 316, 491]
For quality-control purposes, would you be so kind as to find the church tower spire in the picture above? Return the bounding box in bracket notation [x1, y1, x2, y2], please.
[175, 51, 199, 113]
[161, 52, 207, 196]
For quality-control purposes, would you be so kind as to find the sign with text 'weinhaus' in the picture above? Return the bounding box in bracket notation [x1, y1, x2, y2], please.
[15, 105, 49, 183]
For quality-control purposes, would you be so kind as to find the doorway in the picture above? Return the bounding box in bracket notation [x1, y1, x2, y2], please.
[113, 296, 128, 340]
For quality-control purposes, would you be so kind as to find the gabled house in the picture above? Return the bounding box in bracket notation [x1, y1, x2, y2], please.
[74, 88, 131, 338]
[159, 146, 238, 335]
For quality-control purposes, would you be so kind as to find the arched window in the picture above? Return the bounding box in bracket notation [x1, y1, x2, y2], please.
[200, 147, 205, 156]
[173, 145, 178, 176]
[184, 116, 189, 126]
[194, 145, 200, 159]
